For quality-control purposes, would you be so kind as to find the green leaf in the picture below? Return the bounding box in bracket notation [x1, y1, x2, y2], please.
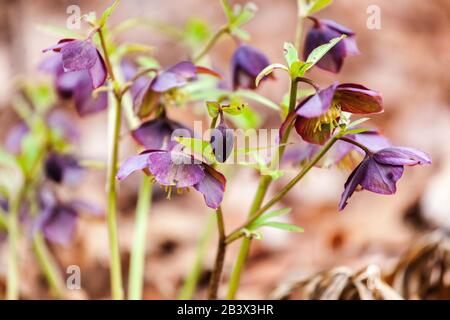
[306, 0, 333, 15]
[175, 137, 216, 163]
[258, 208, 292, 222]
[290, 60, 310, 79]
[231, 2, 257, 28]
[231, 27, 250, 41]
[234, 90, 280, 111]
[221, 0, 234, 21]
[347, 117, 370, 129]
[222, 101, 248, 116]
[206, 101, 220, 118]
[99, 0, 120, 27]
[253, 221, 304, 233]
[283, 42, 299, 68]
[255, 63, 288, 87]
[137, 56, 161, 69]
[304, 35, 345, 72]
[344, 127, 371, 135]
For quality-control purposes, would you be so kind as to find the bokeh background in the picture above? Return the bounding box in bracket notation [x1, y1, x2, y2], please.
[0, 0, 449, 299]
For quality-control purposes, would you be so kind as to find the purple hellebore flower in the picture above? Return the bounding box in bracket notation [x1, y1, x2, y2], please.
[121, 60, 152, 103]
[231, 44, 271, 90]
[339, 147, 431, 211]
[44, 152, 83, 185]
[134, 61, 221, 119]
[34, 188, 102, 245]
[210, 117, 234, 163]
[43, 38, 107, 89]
[304, 17, 360, 73]
[40, 54, 108, 116]
[117, 148, 226, 209]
[280, 82, 383, 145]
[131, 114, 192, 150]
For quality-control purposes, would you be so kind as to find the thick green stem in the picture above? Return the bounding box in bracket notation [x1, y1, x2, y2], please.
[178, 214, 215, 299]
[128, 176, 153, 300]
[207, 207, 226, 300]
[193, 26, 229, 63]
[226, 80, 298, 299]
[32, 233, 65, 298]
[6, 185, 25, 300]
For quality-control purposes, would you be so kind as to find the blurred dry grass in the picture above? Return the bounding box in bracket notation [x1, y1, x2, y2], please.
[0, 0, 449, 299]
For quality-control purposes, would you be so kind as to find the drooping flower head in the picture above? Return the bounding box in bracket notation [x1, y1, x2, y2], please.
[231, 44, 271, 90]
[131, 114, 192, 150]
[40, 54, 108, 116]
[117, 146, 226, 209]
[339, 146, 431, 211]
[134, 61, 221, 119]
[43, 39, 107, 89]
[304, 17, 359, 73]
[33, 188, 102, 245]
[210, 114, 234, 163]
[280, 83, 383, 145]
[44, 152, 83, 185]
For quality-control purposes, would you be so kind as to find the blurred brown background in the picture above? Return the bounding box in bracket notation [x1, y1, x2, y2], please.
[0, 0, 449, 299]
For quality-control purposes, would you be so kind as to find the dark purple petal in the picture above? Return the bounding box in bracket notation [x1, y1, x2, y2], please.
[304, 18, 359, 73]
[194, 165, 226, 209]
[360, 158, 404, 195]
[5, 122, 29, 155]
[39, 205, 78, 245]
[210, 122, 234, 163]
[133, 79, 160, 119]
[294, 116, 333, 145]
[117, 153, 151, 180]
[121, 60, 150, 101]
[59, 40, 97, 72]
[88, 50, 107, 89]
[351, 130, 390, 153]
[296, 83, 338, 118]
[151, 61, 197, 92]
[72, 72, 108, 116]
[131, 117, 191, 149]
[147, 151, 205, 188]
[44, 153, 83, 185]
[231, 45, 271, 90]
[279, 111, 298, 141]
[339, 157, 369, 211]
[334, 83, 383, 114]
[374, 147, 432, 166]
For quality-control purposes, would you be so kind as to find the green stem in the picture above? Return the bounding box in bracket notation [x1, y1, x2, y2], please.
[294, 5, 304, 49]
[128, 176, 153, 300]
[193, 25, 229, 63]
[32, 233, 65, 298]
[178, 214, 215, 299]
[99, 26, 124, 300]
[226, 234, 251, 300]
[207, 207, 226, 300]
[226, 80, 298, 299]
[237, 135, 339, 238]
[105, 92, 124, 300]
[225, 136, 338, 298]
[6, 185, 26, 300]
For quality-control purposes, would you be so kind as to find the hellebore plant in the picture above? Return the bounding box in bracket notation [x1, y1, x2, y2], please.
[1, 0, 432, 301]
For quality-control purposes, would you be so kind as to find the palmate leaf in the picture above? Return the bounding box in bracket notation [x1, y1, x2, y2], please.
[303, 0, 333, 16]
